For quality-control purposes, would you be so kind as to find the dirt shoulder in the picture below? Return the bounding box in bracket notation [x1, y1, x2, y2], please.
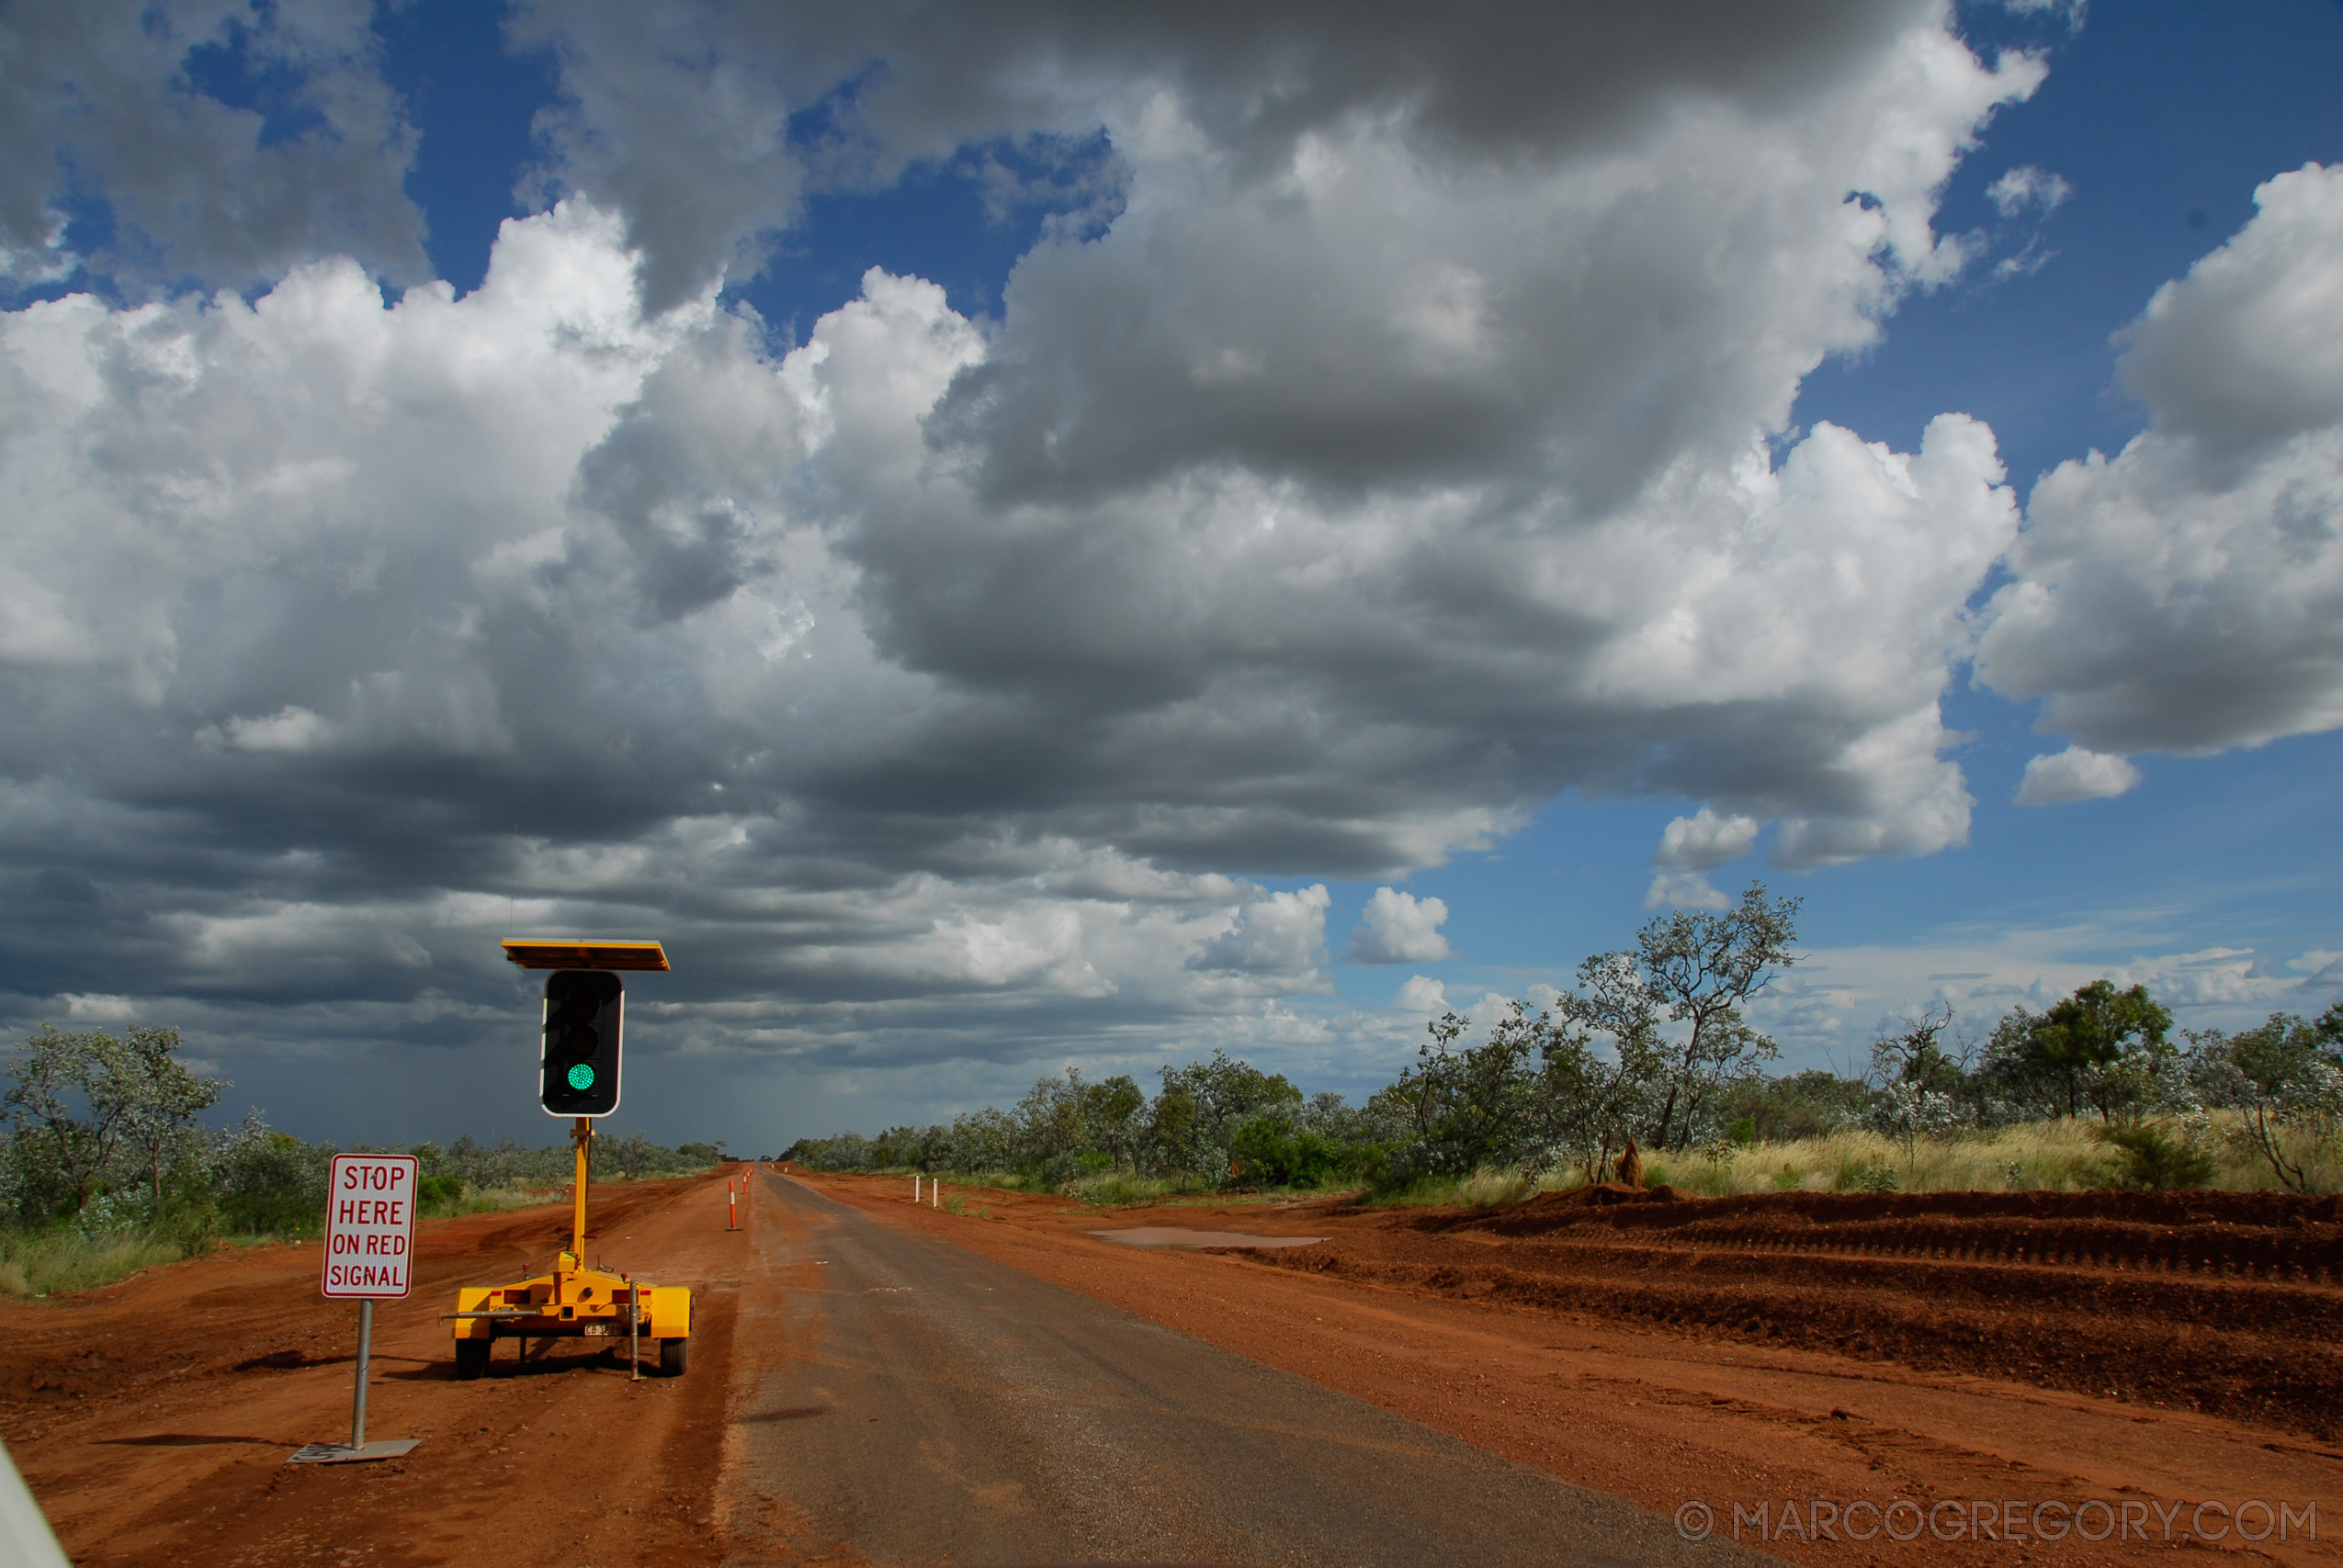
[801, 1171, 2343, 1568]
[2, 1173, 744, 1568]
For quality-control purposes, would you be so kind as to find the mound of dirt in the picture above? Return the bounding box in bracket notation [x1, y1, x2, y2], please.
[1574, 1182, 1694, 1205]
[1244, 1185, 2343, 1438]
[1421, 1185, 2343, 1283]
[1477, 1185, 2343, 1230]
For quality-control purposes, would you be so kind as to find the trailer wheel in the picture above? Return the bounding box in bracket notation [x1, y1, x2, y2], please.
[455, 1338, 490, 1381]
[658, 1337, 688, 1378]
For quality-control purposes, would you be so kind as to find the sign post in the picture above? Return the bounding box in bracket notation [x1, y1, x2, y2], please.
[291, 1154, 422, 1463]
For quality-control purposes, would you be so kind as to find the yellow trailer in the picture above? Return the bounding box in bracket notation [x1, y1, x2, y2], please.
[449, 1257, 692, 1378]
[447, 1114, 694, 1378]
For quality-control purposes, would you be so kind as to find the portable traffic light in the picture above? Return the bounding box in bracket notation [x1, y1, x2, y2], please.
[539, 969, 623, 1116]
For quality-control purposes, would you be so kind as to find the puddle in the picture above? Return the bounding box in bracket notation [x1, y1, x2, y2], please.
[1088, 1227, 1325, 1250]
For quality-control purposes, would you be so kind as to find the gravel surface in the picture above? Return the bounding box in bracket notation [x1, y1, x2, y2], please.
[722, 1170, 1759, 1567]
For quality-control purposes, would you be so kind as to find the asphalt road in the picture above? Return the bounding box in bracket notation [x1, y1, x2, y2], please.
[722, 1170, 1771, 1568]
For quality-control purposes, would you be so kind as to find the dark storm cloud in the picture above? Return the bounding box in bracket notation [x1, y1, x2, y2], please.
[513, 0, 1933, 311]
[0, 0, 428, 293]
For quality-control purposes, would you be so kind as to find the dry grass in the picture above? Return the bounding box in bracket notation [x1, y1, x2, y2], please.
[1636, 1123, 2105, 1197]
[1446, 1168, 1542, 1206]
[1642, 1113, 2341, 1197]
[1376, 1114, 2343, 1205]
[0, 1227, 187, 1299]
[457, 1185, 567, 1213]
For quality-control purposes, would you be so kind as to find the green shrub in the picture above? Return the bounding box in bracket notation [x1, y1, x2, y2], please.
[1832, 1157, 1899, 1192]
[1064, 1170, 1211, 1205]
[2100, 1121, 2217, 1190]
[153, 1197, 218, 1254]
[1228, 1118, 1348, 1188]
[218, 1189, 323, 1235]
[417, 1174, 467, 1215]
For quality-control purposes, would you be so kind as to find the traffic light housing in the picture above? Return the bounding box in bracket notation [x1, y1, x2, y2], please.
[539, 969, 623, 1116]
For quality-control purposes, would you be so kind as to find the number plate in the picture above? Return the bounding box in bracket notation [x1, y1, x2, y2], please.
[582, 1322, 610, 1337]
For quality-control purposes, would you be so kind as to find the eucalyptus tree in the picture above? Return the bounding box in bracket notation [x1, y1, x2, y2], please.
[5, 1024, 223, 1216]
[1607, 884, 1802, 1149]
[1544, 950, 1670, 1175]
[119, 1028, 228, 1203]
[2189, 1006, 2343, 1191]
[1986, 980, 2176, 1122]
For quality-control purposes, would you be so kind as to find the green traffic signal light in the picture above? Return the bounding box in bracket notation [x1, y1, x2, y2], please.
[539, 969, 624, 1116]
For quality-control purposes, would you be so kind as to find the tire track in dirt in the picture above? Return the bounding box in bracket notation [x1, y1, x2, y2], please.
[1255, 1187, 2343, 1438]
[1453, 1189, 2343, 1282]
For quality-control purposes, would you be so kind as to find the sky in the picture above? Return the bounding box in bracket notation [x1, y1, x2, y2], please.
[2, 0, 2340, 1152]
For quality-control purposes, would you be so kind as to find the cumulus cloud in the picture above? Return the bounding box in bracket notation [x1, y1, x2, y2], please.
[2013, 746, 2140, 805]
[0, 6, 2097, 1122]
[1995, 0, 2085, 21]
[2105, 947, 2283, 1009]
[1978, 164, 2343, 753]
[1344, 887, 1451, 964]
[511, 6, 816, 314]
[198, 706, 331, 755]
[1656, 807, 1762, 868]
[0, 0, 427, 293]
[507, 0, 1971, 311]
[1646, 807, 1758, 906]
[1191, 886, 1332, 976]
[1986, 164, 2072, 218]
[1646, 872, 1730, 912]
[1751, 928, 2343, 1071]
[60, 992, 138, 1021]
[1391, 976, 1448, 1014]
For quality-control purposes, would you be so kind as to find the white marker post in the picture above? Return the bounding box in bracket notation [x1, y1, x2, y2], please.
[291, 1154, 423, 1464]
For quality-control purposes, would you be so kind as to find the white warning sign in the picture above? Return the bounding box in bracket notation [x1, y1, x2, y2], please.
[320, 1154, 420, 1299]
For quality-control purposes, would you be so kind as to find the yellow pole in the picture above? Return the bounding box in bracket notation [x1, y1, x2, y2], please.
[571, 1116, 591, 1264]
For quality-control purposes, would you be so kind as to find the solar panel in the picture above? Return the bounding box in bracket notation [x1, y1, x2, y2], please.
[500, 939, 670, 972]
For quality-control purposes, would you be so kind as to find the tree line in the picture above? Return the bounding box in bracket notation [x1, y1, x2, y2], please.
[787, 885, 2343, 1194]
[13, 879, 2337, 1225]
[0, 1023, 722, 1239]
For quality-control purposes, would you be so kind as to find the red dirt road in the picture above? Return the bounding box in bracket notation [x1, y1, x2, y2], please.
[800, 1174, 2343, 1568]
[7, 1168, 2342, 1566]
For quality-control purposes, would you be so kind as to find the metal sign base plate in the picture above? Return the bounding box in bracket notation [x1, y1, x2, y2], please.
[288, 1439, 418, 1465]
